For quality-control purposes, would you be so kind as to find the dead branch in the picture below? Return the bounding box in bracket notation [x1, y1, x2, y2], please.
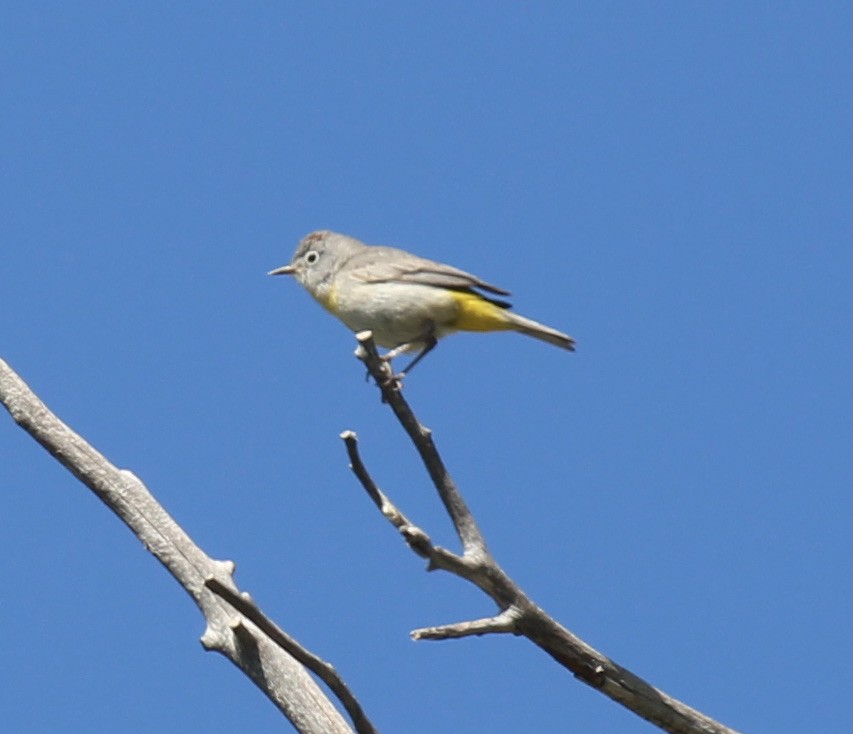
[346, 331, 741, 734]
[0, 358, 375, 734]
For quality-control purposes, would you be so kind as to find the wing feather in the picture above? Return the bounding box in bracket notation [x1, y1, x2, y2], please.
[343, 246, 511, 298]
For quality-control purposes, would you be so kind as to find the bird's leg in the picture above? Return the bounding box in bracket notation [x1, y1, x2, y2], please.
[381, 343, 412, 363]
[392, 335, 438, 379]
[373, 327, 438, 393]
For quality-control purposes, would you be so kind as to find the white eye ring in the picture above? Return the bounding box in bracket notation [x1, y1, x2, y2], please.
[305, 250, 320, 265]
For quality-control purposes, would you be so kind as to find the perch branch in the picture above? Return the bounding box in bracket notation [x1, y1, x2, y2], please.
[0, 358, 374, 734]
[347, 335, 741, 734]
[354, 331, 486, 555]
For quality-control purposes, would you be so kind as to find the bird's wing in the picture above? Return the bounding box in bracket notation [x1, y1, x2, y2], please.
[345, 246, 511, 297]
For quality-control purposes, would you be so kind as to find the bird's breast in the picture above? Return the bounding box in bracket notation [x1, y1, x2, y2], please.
[330, 281, 458, 347]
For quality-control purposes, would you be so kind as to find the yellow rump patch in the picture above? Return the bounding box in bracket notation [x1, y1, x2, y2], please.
[448, 291, 513, 332]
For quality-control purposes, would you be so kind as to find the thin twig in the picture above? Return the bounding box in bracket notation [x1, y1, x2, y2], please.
[342, 430, 469, 571]
[412, 609, 520, 640]
[205, 578, 378, 734]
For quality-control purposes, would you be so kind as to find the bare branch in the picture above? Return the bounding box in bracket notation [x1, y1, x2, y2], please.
[348, 335, 742, 734]
[0, 358, 372, 734]
[412, 609, 520, 640]
[354, 331, 486, 554]
[341, 430, 470, 574]
[340, 429, 413, 535]
[205, 578, 377, 734]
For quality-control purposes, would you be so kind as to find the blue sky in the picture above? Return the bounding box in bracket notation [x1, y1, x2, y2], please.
[1, 3, 849, 733]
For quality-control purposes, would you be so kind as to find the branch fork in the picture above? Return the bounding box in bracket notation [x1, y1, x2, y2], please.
[0, 358, 374, 734]
[345, 333, 741, 734]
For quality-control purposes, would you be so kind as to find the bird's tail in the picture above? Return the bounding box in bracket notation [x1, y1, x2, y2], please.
[503, 311, 576, 351]
[449, 290, 575, 351]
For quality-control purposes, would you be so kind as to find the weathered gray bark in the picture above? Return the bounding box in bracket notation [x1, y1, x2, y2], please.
[0, 358, 373, 734]
[345, 331, 742, 734]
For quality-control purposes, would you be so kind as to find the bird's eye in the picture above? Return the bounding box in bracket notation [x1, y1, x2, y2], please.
[305, 250, 320, 265]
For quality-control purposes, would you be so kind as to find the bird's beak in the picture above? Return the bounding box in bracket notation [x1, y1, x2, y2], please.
[268, 264, 296, 276]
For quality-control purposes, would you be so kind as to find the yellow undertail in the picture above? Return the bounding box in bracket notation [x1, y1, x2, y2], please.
[448, 290, 575, 351]
[449, 291, 514, 332]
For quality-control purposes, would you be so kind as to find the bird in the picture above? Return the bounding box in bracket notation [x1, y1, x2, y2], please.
[269, 230, 575, 377]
